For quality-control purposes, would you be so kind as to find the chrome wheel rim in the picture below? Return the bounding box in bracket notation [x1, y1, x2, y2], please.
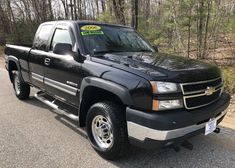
[91, 115, 113, 149]
[14, 76, 20, 95]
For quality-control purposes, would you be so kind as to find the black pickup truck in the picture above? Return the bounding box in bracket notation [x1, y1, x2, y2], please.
[4, 20, 230, 160]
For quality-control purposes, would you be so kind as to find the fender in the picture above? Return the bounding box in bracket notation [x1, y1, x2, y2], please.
[79, 77, 133, 106]
[7, 55, 24, 82]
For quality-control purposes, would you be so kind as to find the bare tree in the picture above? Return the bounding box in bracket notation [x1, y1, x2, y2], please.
[145, 0, 150, 29]
[101, 0, 106, 13]
[203, 0, 212, 58]
[61, 0, 69, 19]
[112, 0, 125, 25]
[197, 0, 204, 58]
[131, 0, 138, 29]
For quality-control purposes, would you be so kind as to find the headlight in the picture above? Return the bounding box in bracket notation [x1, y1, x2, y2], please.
[152, 99, 183, 111]
[150, 81, 179, 93]
[150, 81, 182, 111]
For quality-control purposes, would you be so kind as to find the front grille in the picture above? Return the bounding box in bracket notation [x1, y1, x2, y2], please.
[180, 77, 223, 109]
[184, 90, 221, 109]
[182, 77, 222, 94]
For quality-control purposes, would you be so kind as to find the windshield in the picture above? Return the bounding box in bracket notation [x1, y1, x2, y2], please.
[78, 24, 154, 55]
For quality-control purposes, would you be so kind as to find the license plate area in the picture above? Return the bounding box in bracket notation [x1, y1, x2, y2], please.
[205, 118, 217, 135]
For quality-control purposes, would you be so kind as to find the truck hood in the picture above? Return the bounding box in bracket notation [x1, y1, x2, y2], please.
[91, 52, 221, 83]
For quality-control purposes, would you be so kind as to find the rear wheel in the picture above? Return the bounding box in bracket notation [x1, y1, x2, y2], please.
[86, 101, 129, 160]
[13, 71, 30, 100]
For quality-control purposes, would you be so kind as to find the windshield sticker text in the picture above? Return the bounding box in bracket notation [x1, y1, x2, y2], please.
[81, 30, 104, 36]
[81, 25, 101, 31]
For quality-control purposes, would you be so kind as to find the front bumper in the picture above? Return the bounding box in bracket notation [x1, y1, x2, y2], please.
[126, 92, 230, 148]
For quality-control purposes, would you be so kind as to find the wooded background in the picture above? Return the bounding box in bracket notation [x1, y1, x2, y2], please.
[0, 0, 235, 59]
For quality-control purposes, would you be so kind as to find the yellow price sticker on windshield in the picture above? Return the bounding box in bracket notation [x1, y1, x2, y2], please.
[81, 25, 101, 31]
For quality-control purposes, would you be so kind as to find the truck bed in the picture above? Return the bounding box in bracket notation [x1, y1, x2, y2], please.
[5, 44, 31, 57]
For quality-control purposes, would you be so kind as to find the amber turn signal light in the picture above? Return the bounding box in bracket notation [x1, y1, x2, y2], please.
[152, 99, 159, 111]
[150, 81, 158, 93]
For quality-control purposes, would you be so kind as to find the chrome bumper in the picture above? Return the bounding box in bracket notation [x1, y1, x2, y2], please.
[127, 110, 227, 141]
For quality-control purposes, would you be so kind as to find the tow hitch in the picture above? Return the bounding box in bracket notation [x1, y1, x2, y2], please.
[173, 127, 221, 152]
[213, 127, 220, 134]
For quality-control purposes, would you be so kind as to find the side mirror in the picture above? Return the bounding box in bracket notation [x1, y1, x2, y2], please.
[53, 43, 73, 55]
[152, 45, 159, 53]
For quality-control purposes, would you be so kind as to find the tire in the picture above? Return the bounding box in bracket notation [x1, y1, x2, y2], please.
[12, 71, 30, 100]
[86, 101, 129, 160]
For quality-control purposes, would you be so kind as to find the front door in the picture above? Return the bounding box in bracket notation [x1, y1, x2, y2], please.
[43, 26, 82, 106]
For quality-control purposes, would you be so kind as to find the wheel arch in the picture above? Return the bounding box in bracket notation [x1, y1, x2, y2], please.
[7, 56, 24, 83]
[79, 77, 133, 127]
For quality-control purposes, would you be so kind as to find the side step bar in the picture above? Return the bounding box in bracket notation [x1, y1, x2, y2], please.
[34, 91, 79, 121]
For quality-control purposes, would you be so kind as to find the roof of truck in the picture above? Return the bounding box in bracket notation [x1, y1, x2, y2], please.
[42, 20, 132, 29]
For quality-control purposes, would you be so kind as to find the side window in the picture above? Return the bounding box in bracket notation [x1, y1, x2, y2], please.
[50, 29, 73, 51]
[33, 24, 53, 51]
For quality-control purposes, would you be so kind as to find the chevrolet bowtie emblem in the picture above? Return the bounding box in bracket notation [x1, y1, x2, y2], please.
[205, 86, 216, 96]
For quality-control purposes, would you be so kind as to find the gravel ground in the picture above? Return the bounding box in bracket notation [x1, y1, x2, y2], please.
[0, 63, 235, 168]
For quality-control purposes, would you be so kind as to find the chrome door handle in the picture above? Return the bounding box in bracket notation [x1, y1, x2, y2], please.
[44, 58, 50, 66]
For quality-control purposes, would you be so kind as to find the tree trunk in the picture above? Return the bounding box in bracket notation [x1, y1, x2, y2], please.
[172, 3, 186, 55]
[131, 0, 138, 29]
[83, 0, 86, 19]
[198, 0, 204, 59]
[203, 0, 212, 58]
[21, 0, 32, 22]
[90, 0, 95, 19]
[145, 0, 150, 29]
[112, 0, 126, 25]
[77, 0, 82, 19]
[61, 0, 69, 19]
[187, 8, 192, 58]
[95, 0, 99, 17]
[48, 0, 54, 20]
[74, 0, 78, 20]
[69, 0, 74, 20]
[101, 0, 106, 13]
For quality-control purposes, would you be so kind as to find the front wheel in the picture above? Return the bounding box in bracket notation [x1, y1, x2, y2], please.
[13, 71, 30, 100]
[86, 101, 129, 160]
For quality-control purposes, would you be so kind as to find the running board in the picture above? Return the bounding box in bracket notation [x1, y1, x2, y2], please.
[34, 91, 79, 121]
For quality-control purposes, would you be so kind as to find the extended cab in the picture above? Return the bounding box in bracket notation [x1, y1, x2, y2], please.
[4, 20, 230, 160]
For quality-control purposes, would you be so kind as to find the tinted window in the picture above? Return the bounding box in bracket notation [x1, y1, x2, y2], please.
[33, 24, 53, 51]
[50, 29, 73, 50]
[79, 24, 154, 55]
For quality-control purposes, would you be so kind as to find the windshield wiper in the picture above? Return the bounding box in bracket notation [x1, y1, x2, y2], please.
[93, 50, 123, 54]
[133, 49, 152, 52]
[92, 49, 152, 57]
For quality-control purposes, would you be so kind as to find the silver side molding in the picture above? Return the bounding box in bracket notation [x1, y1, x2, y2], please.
[127, 110, 227, 141]
[66, 81, 78, 87]
[34, 92, 79, 121]
[31, 72, 79, 96]
[32, 72, 43, 83]
[44, 78, 78, 96]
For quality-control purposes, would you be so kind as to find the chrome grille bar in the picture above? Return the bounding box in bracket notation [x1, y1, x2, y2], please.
[180, 77, 223, 110]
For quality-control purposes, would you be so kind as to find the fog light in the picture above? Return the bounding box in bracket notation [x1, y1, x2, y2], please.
[152, 99, 183, 111]
[159, 99, 183, 110]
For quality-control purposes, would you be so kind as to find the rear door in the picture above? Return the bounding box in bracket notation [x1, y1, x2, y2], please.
[43, 24, 82, 106]
[29, 24, 54, 89]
